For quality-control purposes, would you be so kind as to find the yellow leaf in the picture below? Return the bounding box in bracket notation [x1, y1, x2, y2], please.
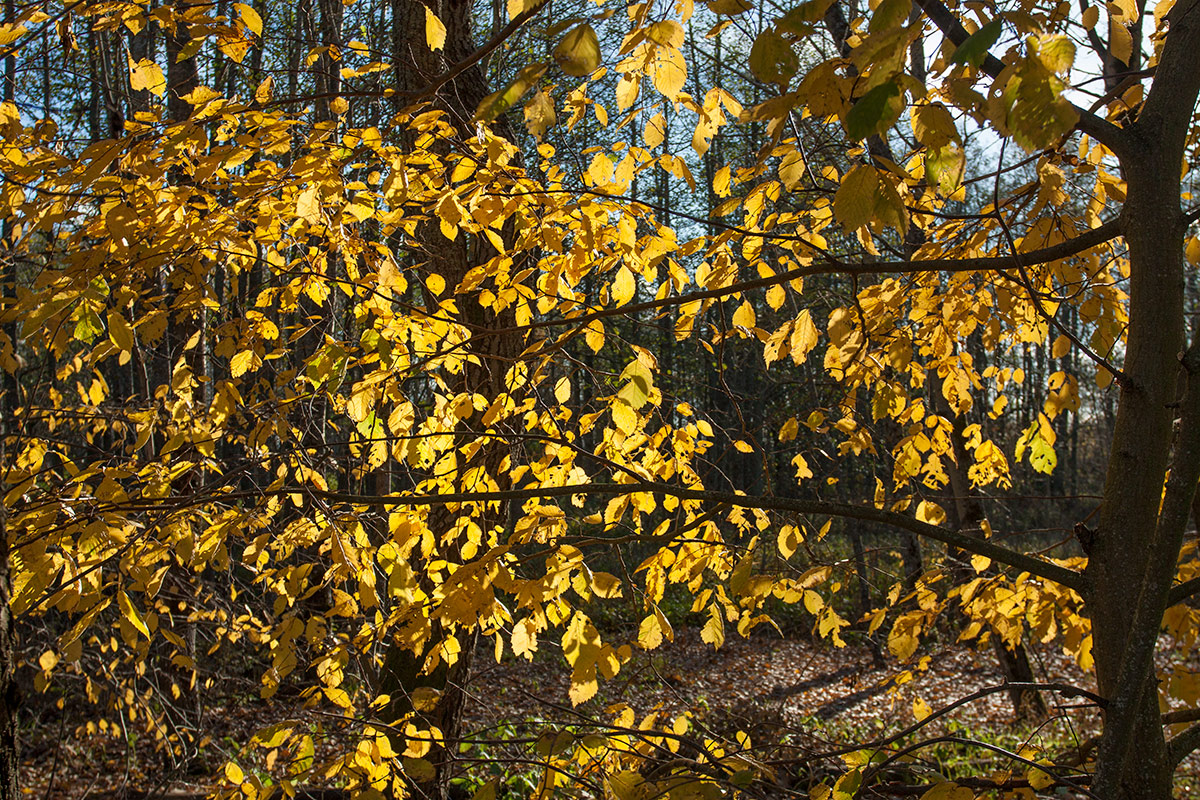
[779, 150, 805, 190]
[554, 376, 571, 404]
[612, 267, 636, 306]
[647, 21, 685, 47]
[732, 300, 756, 330]
[1026, 760, 1055, 790]
[585, 320, 605, 353]
[107, 312, 134, 352]
[586, 152, 615, 187]
[425, 6, 447, 51]
[1081, 5, 1099, 27]
[506, 0, 539, 19]
[1110, 18, 1132, 64]
[118, 591, 150, 639]
[971, 554, 992, 572]
[791, 452, 813, 481]
[0, 23, 27, 47]
[918, 781, 973, 800]
[701, 604, 725, 648]
[651, 47, 686, 98]
[296, 185, 320, 224]
[915, 500, 946, 525]
[888, 612, 922, 660]
[611, 400, 637, 435]
[234, 2, 262, 36]
[591, 572, 622, 598]
[644, 113, 667, 148]
[554, 24, 600, 77]
[833, 165, 879, 231]
[766, 284, 786, 310]
[912, 697, 932, 721]
[777, 525, 802, 559]
[912, 103, 960, 149]
[225, 762, 245, 784]
[616, 74, 640, 110]
[618, 359, 654, 409]
[512, 618, 538, 658]
[254, 75, 273, 104]
[38, 650, 58, 671]
[523, 89, 556, 141]
[128, 57, 166, 97]
[733, 439, 754, 453]
[789, 309, 819, 364]
[230, 349, 262, 377]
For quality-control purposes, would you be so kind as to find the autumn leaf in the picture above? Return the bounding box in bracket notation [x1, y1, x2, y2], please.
[524, 90, 556, 141]
[844, 81, 903, 141]
[425, 6, 447, 51]
[553, 24, 600, 77]
[128, 57, 166, 97]
[749, 29, 798, 86]
[234, 2, 263, 37]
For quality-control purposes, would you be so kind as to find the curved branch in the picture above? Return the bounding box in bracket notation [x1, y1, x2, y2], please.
[912, 0, 1134, 159]
[1168, 720, 1200, 767]
[486, 208, 1124, 338]
[111, 482, 1088, 592]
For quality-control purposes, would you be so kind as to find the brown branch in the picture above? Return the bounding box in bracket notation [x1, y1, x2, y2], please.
[108, 481, 1087, 591]
[491, 210, 1124, 338]
[1168, 574, 1200, 606]
[1168, 720, 1200, 767]
[911, 0, 1134, 158]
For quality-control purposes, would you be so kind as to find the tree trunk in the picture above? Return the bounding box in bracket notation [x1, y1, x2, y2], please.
[380, 3, 525, 797]
[166, 0, 200, 126]
[1088, 2, 1200, 795]
[0, 448, 16, 800]
[0, 0, 17, 790]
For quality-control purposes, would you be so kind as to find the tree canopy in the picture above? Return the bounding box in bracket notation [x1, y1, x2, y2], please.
[1, 0, 1200, 798]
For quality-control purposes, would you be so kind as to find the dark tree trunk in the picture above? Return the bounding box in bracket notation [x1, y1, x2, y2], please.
[1087, 2, 1200, 796]
[0, 495, 15, 800]
[0, 0, 17, 791]
[166, 0, 200, 125]
[378, 3, 525, 798]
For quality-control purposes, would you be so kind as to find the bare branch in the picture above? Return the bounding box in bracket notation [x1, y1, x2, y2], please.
[1168, 720, 1200, 766]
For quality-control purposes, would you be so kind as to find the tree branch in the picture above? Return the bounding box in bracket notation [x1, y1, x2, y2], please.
[912, 0, 1134, 159]
[111, 482, 1088, 592]
[486, 209, 1123, 337]
[1168, 574, 1200, 606]
[1168, 720, 1200, 766]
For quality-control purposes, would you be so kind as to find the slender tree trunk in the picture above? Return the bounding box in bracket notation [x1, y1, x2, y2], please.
[380, 3, 525, 797]
[0, 0, 17, 790]
[1088, 3, 1200, 795]
[166, 0, 199, 125]
[0, 469, 15, 800]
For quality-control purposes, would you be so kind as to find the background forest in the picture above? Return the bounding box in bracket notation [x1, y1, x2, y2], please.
[1, 0, 1200, 798]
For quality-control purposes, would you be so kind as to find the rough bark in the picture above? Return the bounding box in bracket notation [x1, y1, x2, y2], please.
[1088, 1, 1200, 795]
[0, 0, 16, 788]
[379, 3, 526, 797]
[0, 463, 16, 800]
[165, 1, 200, 125]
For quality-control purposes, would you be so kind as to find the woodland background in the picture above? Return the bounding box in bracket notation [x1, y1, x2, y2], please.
[0, 0, 1198, 798]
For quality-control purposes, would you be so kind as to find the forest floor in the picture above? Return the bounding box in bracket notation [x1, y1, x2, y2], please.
[16, 628, 1200, 798]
